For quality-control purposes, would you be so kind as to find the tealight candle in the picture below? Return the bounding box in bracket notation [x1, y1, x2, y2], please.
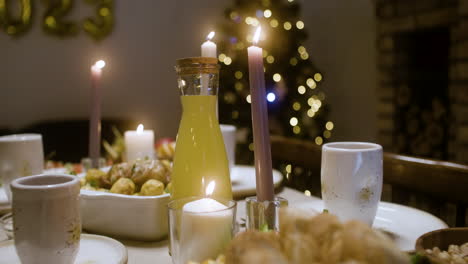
[124, 124, 155, 161]
[179, 197, 233, 263]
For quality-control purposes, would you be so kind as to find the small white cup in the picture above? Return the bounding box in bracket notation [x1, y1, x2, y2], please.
[0, 134, 44, 201]
[220, 125, 236, 172]
[11, 174, 81, 264]
[321, 142, 383, 226]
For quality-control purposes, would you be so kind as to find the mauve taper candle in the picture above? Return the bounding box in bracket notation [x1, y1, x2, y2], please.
[247, 27, 274, 201]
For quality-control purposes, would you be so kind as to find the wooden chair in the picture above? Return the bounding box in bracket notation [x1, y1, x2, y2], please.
[270, 135, 468, 227]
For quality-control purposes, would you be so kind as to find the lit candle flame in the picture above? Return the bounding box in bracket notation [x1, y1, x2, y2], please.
[253, 26, 261, 44]
[94, 60, 106, 69]
[205, 181, 215, 196]
[207, 31, 215, 40]
[137, 124, 144, 133]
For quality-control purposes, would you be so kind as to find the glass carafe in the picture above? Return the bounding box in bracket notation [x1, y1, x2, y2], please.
[171, 57, 232, 200]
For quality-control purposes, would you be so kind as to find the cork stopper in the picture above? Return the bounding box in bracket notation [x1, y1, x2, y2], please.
[175, 57, 220, 75]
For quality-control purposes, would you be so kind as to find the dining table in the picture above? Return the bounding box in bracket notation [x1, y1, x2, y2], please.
[0, 186, 448, 264]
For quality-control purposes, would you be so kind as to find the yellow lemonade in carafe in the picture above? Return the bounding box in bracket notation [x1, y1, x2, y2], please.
[171, 95, 232, 200]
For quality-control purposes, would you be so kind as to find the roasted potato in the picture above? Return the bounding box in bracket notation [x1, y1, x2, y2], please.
[140, 179, 164, 196]
[110, 177, 135, 195]
[85, 169, 107, 188]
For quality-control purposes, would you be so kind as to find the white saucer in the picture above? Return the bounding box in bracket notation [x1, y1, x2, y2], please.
[231, 165, 283, 198]
[0, 234, 128, 264]
[294, 199, 448, 251]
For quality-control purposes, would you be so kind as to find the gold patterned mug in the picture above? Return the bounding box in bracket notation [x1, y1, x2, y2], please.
[0, 134, 44, 201]
[11, 174, 81, 264]
[321, 142, 383, 226]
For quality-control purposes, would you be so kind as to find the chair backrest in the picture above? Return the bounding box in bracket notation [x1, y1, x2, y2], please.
[270, 135, 468, 227]
[11, 119, 139, 163]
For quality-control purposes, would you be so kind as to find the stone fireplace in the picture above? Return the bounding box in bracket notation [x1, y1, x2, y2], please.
[375, 0, 468, 163]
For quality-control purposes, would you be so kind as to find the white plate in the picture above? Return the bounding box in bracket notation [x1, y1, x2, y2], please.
[231, 165, 283, 198]
[294, 199, 448, 251]
[0, 234, 128, 264]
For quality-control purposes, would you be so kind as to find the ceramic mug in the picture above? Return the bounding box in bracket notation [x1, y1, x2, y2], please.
[220, 124, 236, 172]
[11, 174, 81, 264]
[0, 134, 44, 201]
[321, 142, 383, 226]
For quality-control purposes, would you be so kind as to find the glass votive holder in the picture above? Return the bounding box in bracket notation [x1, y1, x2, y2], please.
[245, 196, 288, 231]
[81, 157, 106, 172]
[168, 197, 237, 264]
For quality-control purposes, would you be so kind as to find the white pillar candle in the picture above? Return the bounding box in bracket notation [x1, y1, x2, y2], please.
[124, 124, 155, 161]
[180, 197, 233, 263]
[89, 60, 105, 168]
[201, 31, 216, 57]
[201, 31, 217, 97]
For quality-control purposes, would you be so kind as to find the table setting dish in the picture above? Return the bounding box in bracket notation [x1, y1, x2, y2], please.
[77, 160, 171, 241]
[295, 199, 448, 251]
[0, 234, 128, 264]
[414, 227, 468, 264]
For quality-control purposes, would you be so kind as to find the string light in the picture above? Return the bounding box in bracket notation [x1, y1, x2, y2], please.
[293, 102, 301, 111]
[296, 21, 304, 29]
[266, 55, 275, 63]
[293, 126, 301, 134]
[306, 78, 316, 88]
[290, 57, 298, 65]
[315, 136, 323, 145]
[224, 57, 232, 65]
[297, 85, 306, 94]
[289, 117, 298, 126]
[267, 92, 276, 102]
[285, 164, 292, 173]
[270, 19, 279, 28]
[218, 0, 333, 154]
[298, 46, 306, 54]
[218, 53, 226, 62]
[314, 73, 323, 82]
[235, 82, 243, 91]
[273, 73, 282, 82]
[230, 12, 238, 20]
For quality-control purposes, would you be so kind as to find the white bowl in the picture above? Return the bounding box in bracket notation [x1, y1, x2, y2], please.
[80, 190, 169, 241]
[79, 165, 170, 241]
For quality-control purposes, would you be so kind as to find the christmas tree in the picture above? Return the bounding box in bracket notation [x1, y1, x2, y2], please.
[217, 0, 333, 164]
